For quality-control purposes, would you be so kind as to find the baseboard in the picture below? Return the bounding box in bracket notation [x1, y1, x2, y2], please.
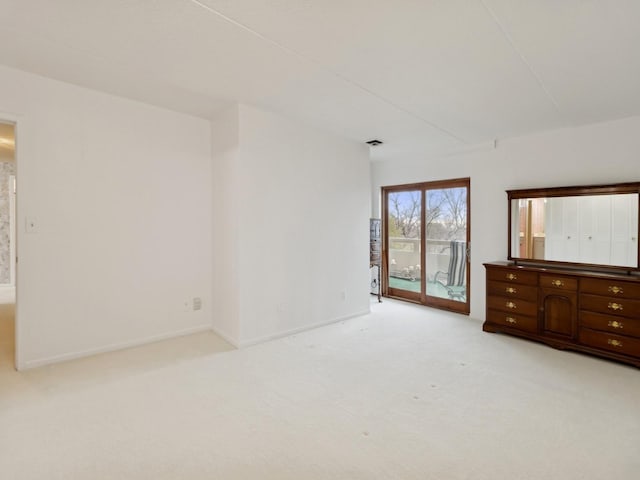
[237, 309, 370, 348]
[211, 325, 240, 348]
[18, 310, 371, 369]
[20, 324, 213, 370]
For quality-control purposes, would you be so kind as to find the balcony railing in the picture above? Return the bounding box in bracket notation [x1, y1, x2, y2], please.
[388, 237, 458, 281]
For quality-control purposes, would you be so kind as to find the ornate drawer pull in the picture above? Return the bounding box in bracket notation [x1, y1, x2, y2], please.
[608, 302, 623, 311]
[551, 279, 564, 287]
[506, 301, 516, 309]
[607, 339, 623, 348]
[505, 287, 517, 294]
[506, 273, 517, 281]
[608, 285, 623, 295]
[505, 316, 517, 325]
[608, 320, 624, 329]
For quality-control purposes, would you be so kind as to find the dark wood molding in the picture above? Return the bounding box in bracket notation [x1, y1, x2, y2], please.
[506, 181, 640, 199]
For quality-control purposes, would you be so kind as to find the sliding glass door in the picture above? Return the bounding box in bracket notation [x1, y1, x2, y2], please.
[385, 189, 423, 302]
[424, 180, 469, 313]
[383, 178, 470, 314]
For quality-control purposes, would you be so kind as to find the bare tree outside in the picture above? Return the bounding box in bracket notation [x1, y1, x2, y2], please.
[426, 187, 467, 243]
[387, 188, 466, 241]
[388, 191, 421, 239]
[388, 191, 452, 239]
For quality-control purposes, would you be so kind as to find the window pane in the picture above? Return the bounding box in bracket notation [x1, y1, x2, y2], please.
[387, 190, 421, 293]
[425, 187, 467, 302]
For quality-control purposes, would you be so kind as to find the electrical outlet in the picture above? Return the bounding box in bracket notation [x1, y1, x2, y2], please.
[193, 297, 202, 311]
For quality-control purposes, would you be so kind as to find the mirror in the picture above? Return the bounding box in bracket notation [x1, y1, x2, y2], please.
[508, 183, 640, 270]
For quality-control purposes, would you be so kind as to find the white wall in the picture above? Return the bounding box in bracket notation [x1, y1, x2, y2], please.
[212, 104, 371, 346]
[0, 65, 213, 369]
[211, 106, 241, 343]
[372, 116, 640, 320]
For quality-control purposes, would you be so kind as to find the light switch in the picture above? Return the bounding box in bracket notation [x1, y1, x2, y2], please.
[25, 217, 38, 233]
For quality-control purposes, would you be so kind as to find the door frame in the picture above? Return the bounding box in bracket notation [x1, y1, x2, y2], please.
[0, 112, 21, 370]
[382, 177, 471, 315]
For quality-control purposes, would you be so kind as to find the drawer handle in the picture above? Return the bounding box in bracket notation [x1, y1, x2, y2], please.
[607, 339, 623, 348]
[551, 279, 564, 287]
[505, 316, 517, 325]
[506, 301, 516, 309]
[608, 302, 623, 311]
[608, 320, 624, 329]
[506, 273, 517, 281]
[505, 287, 517, 294]
[608, 285, 624, 295]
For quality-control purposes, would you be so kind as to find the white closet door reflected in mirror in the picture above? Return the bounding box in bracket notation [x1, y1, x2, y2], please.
[511, 193, 639, 268]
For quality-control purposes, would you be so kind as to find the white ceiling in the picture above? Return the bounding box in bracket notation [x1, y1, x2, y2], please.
[1, 0, 639, 161]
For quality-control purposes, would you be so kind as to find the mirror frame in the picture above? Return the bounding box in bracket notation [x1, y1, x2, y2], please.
[507, 182, 640, 271]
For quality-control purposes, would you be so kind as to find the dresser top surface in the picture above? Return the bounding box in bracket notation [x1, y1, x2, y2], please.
[484, 261, 640, 283]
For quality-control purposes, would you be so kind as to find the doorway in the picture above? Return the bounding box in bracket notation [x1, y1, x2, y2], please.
[0, 121, 16, 371]
[382, 178, 470, 314]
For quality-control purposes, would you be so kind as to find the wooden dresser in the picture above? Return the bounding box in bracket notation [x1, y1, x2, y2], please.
[484, 261, 640, 367]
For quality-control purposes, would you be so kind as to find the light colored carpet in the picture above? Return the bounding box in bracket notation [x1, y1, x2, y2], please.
[1, 298, 638, 479]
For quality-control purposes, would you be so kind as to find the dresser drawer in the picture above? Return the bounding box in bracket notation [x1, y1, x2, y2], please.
[539, 274, 578, 291]
[580, 294, 640, 318]
[580, 311, 640, 338]
[487, 281, 538, 301]
[486, 268, 537, 285]
[579, 329, 640, 357]
[487, 295, 538, 316]
[580, 277, 640, 300]
[487, 309, 538, 333]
